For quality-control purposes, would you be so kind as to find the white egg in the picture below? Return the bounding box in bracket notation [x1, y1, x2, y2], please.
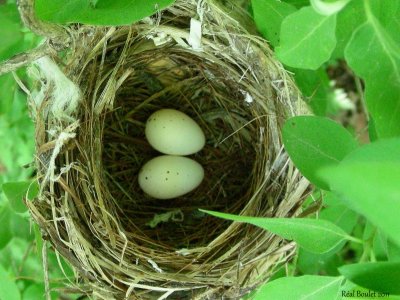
[138, 155, 204, 199]
[145, 109, 205, 155]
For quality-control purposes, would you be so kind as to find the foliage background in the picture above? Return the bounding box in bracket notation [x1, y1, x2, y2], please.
[0, 0, 399, 299]
[0, 1, 76, 299]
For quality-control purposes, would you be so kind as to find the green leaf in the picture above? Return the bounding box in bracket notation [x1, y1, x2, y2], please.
[320, 150, 400, 246]
[0, 74, 17, 115]
[0, 4, 24, 62]
[0, 238, 43, 280]
[339, 262, 400, 295]
[283, 0, 309, 9]
[2, 181, 39, 213]
[373, 230, 389, 261]
[332, 0, 366, 59]
[283, 116, 358, 190]
[254, 275, 343, 300]
[0, 205, 12, 249]
[292, 68, 334, 116]
[276, 6, 337, 69]
[310, 0, 351, 16]
[47, 251, 75, 279]
[342, 137, 400, 163]
[33, 224, 44, 257]
[324, 138, 400, 247]
[368, 116, 379, 142]
[388, 240, 400, 262]
[10, 212, 33, 241]
[22, 282, 59, 300]
[321, 192, 359, 236]
[201, 210, 352, 254]
[320, 204, 358, 234]
[268, 265, 291, 282]
[35, 0, 176, 25]
[252, 0, 297, 47]
[297, 248, 343, 276]
[90, 0, 99, 7]
[0, 264, 20, 300]
[22, 284, 45, 300]
[0, 240, 54, 300]
[344, 0, 400, 138]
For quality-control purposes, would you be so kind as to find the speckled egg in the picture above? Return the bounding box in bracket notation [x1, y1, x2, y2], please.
[145, 109, 205, 155]
[138, 155, 204, 199]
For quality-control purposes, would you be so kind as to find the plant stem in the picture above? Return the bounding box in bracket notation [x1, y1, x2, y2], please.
[359, 227, 377, 263]
[17, 0, 70, 50]
[0, 42, 51, 76]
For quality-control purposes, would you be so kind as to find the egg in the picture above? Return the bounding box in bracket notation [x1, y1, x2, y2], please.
[145, 109, 205, 155]
[138, 155, 204, 199]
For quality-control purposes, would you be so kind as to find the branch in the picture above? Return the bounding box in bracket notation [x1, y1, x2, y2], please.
[0, 43, 52, 76]
[17, 0, 70, 50]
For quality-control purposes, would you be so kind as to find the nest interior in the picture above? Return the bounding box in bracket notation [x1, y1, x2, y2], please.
[28, 1, 309, 299]
[103, 46, 258, 249]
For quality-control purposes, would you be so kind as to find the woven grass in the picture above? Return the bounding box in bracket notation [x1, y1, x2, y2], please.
[27, 0, 310, 299]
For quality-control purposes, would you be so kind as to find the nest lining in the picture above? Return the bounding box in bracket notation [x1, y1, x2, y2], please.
[103, 45, 264, 248]
[27, 0, 309, 299]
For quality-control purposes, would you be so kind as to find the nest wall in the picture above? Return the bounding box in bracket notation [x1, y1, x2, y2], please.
[27, 0, 309, 299]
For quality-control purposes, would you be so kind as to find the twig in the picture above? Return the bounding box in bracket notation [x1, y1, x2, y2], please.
[0, 43, 52, 76]
[17, 0, 70, 50]
[42, 241, 52, 300]
[17, 241, 35, 275]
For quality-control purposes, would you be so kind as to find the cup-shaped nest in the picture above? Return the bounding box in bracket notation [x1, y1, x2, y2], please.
[28, 0, 309, 299]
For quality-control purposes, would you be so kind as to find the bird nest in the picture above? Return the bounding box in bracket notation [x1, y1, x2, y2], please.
[27, 0, 309, 299]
